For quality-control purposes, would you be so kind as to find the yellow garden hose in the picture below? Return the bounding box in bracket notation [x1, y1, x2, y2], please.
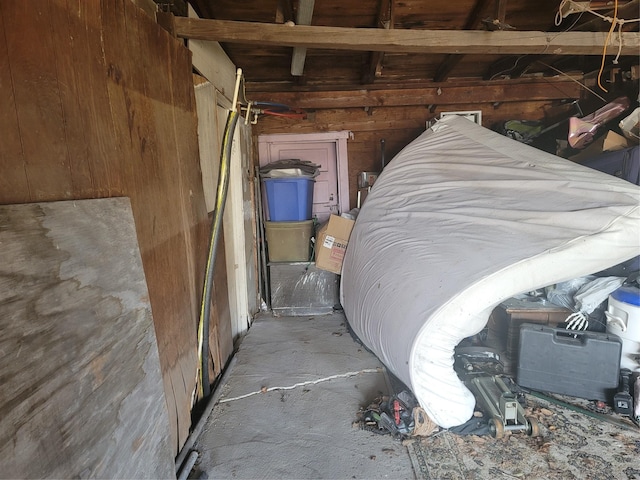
[197, 69, 242, 400]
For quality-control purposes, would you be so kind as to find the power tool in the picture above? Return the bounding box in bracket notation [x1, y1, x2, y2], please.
[613, 368, 633, 417]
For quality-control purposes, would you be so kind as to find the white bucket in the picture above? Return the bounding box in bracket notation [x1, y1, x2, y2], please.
[605, 286, 640, 372]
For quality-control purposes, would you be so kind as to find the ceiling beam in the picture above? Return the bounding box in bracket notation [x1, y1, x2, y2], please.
[291, 0, 315, 76]
[173, 18, 639, 55]
[247, 80, 582, 109]
[433, 0, 492, 82]
[362, 0, 393, 84]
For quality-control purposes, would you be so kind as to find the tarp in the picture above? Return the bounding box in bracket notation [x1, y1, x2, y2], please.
[341, 115, 640, 428]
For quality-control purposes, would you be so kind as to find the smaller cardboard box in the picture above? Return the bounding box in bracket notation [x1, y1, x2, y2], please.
[315, 214, 355, 274]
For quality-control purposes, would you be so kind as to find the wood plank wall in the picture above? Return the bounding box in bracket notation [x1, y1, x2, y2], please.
[253, 94, 583, 209]
[0, 0, 229, 455]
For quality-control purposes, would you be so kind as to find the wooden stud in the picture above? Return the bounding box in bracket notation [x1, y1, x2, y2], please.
[362, 0, 393, 84]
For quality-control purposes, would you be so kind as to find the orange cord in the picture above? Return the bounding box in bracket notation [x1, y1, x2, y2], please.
[596, 0, 619, 93]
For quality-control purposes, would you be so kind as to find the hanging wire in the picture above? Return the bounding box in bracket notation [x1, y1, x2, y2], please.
[554, 0, 640, 94]
[489, 55, 526, 81]
[537, 61, 607, 102]
[557, 0, 640, 24]
[490, 9, 586, 81]
[596, 0, 619, 93]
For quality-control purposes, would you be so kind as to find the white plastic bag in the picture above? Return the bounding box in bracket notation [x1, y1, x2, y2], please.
[574, 276, 626, 314]
[546, 276, 595, 310]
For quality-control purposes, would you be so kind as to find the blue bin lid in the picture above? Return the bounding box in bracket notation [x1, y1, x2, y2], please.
[263, 176, 315, 182]
[611, 286, 640, 306]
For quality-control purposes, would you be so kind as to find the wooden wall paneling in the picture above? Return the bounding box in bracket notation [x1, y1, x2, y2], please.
[256, 100, 577, 136]
[48, 0, 96, 198]
[131, 0, 194, 452]
[222, 118, 254, 338]
[192, 81, 234, 382]
[213, 233, 234, 374]
[104, 0, 202, 452]
[189, 2, 238, 365]
[174, 0, 239, 424]
[239, 121, 259, 318]
[254, 98, 579, 209]
[165, 10, 218, 438]
[1, 0, 212, 457]
[210, 70, 234, 361]
[131, 0, 158, 19]
[170, 30, 212, 335]
[64, 0, 122, 198]
[0, 5, 28, 203]
[194, 81, 221, 213]
[3, 0, 73, 201]
[0, 198, 175, 479]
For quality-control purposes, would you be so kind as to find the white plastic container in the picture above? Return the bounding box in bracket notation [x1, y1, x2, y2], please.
[619, 106, 640, 142]
[605, 286, 640, 372]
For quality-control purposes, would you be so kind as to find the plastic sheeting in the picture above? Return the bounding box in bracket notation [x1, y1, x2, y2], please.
[341, 115, 640, 428]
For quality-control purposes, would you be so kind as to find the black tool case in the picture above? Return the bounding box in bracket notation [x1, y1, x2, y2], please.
[516, 324, 622, 401]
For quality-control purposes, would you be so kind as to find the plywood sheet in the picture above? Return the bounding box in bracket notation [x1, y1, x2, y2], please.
[0, 0, 227, 453]
[0, 198, 175, 479]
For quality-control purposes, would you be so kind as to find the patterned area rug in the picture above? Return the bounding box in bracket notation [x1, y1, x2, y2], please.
[406, 395, 640, 480]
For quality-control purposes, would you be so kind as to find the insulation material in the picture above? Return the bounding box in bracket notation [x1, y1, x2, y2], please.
[341, 115, 640, 428]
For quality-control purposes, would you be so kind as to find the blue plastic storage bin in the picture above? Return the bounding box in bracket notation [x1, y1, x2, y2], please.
[263, 177, 315, 221]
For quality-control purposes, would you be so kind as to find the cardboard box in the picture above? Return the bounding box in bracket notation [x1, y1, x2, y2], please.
[569, 130, 630, 163]
[315, 214, 355, 274]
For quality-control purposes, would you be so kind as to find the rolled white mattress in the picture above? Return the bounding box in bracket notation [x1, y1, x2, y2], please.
[341, 115, 640, 427]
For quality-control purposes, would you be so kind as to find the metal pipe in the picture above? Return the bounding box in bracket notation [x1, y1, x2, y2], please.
[175, 355, 238, 472]
[177, 450, 199, 480]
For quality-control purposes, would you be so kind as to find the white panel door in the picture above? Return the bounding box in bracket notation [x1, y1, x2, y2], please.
[265, 142, 339, 223]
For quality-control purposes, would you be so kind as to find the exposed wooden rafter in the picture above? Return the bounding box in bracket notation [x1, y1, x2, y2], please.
[173, 18, 640, 55]
[291, 0, 315, 76]
[432, 0, 492, 83]
[275, 0, 294, 23]
[494, 0, 507, 23]
[188, 0, 214, 20]
[247, 79, 582, 109]
[481, 0, 511, 30]
[362, 0, 393, 84]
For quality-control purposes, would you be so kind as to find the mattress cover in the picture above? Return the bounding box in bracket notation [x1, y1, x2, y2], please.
[341, 115, 640, 427]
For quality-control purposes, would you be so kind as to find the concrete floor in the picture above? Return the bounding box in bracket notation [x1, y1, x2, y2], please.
[190, 311, 640, 480]
[192, 312, 416, 479]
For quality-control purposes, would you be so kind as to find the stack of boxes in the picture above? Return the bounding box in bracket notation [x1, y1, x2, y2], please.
[262, 175, 316, 263]
[260, 162, 355, 315]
